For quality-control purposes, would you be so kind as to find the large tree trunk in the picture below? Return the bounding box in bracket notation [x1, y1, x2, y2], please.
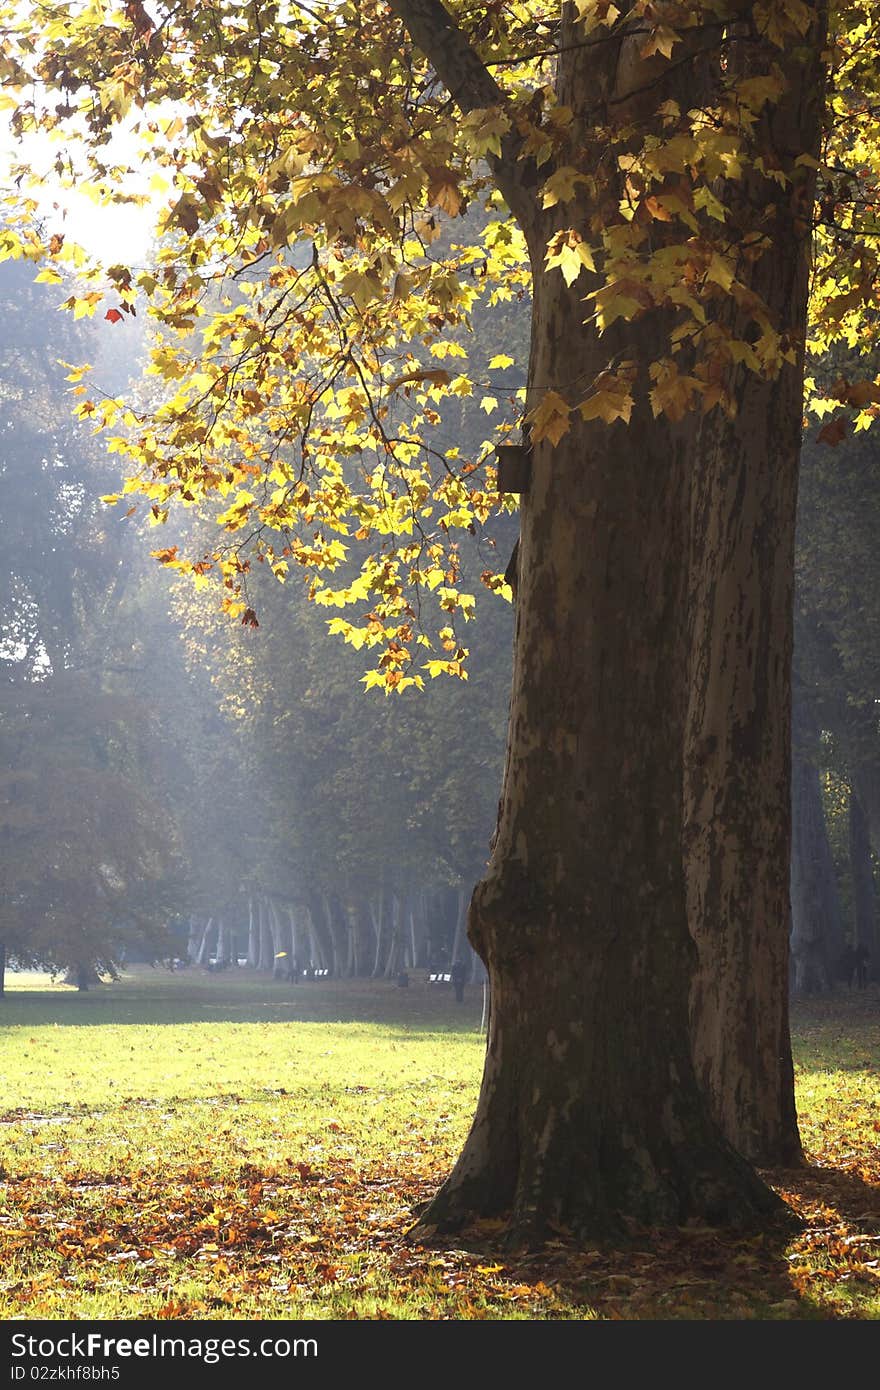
[417, 214, 779, 1241]
[683, 17, 825, 1165]
[393, 0, 807, 1238]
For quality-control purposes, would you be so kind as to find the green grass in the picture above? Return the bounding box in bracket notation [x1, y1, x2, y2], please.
[0, 967, 878, 1319]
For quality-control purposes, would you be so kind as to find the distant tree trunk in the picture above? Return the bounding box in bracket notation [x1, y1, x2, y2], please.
[287, 905, 300, 977]
[327, 894, 350, 975]
[257, 899, 274, 972]
[409, 901, 418, 970]
[370, 890, 388, 978]
[790, 692, 843, 994]
[267, 900, 286, 978]
[384, 894, 406, 979]
[195, 918, 213, 966]
[451, 889, 466, 967]
[304, 889, 334, 972]
[186, 916, 202, 962]
[346, 903, 358, 976]
[215, 919, 229, 966]
[353, 899, 375, 976]
[247, 896, 259, 967]
[0, 940, 6, 996]
[849, 783, 877, 974]
[854, 759, 880, 858]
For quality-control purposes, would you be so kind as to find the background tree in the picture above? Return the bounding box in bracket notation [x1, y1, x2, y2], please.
[793, 344, 880, 985]
[0, 260, 183, 987]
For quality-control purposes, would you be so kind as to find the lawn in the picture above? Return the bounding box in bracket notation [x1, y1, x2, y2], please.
[0, 967, 878, 1319]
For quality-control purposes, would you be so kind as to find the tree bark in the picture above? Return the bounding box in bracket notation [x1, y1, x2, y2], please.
[392, 0, 798, 1237]
[418, 221, 779, 1242]
[684, 15, 826, 1165]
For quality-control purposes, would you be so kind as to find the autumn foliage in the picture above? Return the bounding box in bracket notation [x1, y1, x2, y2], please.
[0, 2, 877, 687]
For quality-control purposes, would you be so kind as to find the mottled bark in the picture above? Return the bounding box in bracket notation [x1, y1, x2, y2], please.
[418, 224, 778, 1241]
[684, 15, 826, 1165]
[400, 0, 805, 1235]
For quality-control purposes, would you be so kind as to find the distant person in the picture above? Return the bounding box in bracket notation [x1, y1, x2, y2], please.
[397, 970, 410, 988]
[450, 959, 467, 1003]
[854, 943, 870, 989]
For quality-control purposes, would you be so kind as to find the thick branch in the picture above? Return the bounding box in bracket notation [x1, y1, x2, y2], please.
[384, 0, 538, 229]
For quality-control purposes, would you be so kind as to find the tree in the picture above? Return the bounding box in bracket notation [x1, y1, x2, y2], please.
[794, 347, 880, 981]
[0, 686, 178, 979]
[0, 261, 182, 983]
[3, 1, 878, 1234]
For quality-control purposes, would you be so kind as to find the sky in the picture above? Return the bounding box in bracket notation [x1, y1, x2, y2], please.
[1, 113, 158, 265]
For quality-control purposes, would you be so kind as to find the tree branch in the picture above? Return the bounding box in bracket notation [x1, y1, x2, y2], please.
[384, 0, 538, 230]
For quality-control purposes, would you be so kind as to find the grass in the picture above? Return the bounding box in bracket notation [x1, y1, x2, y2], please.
[0, 966, 878, 1319]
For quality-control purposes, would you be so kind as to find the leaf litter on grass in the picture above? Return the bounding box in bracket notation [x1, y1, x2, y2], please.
[0, 973, 878, 1318]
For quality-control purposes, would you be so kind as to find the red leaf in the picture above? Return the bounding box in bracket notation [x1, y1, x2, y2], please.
[105, 308, 124, 324]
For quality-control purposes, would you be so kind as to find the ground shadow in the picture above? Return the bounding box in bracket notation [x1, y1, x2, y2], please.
[0, 971, 484, 1031]
[407, 1159, 880, 1319]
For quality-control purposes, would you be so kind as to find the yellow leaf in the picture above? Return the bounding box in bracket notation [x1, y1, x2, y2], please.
[545, 230, 596, 287]
[541, 166, 590, 209]
[527, 390, 571, 446]
[705, 253, 735, 292]
[578, 389, 633, 426]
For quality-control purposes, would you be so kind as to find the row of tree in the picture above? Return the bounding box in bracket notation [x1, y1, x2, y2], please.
[3, 248, 871, 998]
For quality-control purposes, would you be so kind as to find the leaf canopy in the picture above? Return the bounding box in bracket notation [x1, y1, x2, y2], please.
[1, 1, 878, 687]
